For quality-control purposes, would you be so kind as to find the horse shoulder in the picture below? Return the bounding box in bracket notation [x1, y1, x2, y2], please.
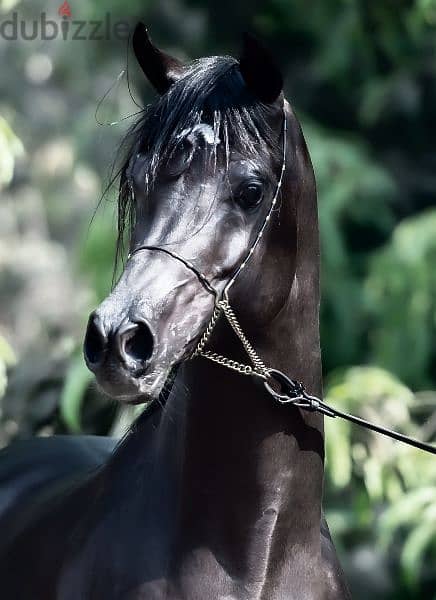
[0, 435, 115, 558]
[0, 435, 114, 516]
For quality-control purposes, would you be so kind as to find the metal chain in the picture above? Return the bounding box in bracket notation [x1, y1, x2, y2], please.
[192, 299, 268, 379]
[192, 302, 222, 356]
[220, 300, 268, 375]
[196, 351, 256, 376]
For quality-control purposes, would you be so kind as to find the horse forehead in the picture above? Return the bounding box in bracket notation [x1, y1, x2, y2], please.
[128, 123, 221, 181]
[177, 123, 221, 146]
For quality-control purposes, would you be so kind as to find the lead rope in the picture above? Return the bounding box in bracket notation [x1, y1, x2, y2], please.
[192, 295, 436, 455]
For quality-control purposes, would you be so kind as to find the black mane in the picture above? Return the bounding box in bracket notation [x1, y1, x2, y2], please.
[116, 54, 281, 269]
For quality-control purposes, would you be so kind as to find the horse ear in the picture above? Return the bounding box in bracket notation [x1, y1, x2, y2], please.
[132, 23, 184, 95]
[239, 32, 283, 104]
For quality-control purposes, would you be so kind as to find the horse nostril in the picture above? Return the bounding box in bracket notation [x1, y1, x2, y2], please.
[120, 322, 154, 366]
[84, 314, 107, 369]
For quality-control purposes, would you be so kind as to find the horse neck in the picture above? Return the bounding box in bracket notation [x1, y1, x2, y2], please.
[170, 271, 324, 595]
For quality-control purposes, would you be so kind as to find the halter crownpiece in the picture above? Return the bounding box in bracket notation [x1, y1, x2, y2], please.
[127, 105, 436, 456]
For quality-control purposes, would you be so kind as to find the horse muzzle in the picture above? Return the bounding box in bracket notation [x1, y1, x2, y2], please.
[84, 312, 155, 375]
[83, 311, 162, 403]
[83, 252, 216, 403]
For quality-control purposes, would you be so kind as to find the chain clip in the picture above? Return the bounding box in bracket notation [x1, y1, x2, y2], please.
[263, 369, 306, 404]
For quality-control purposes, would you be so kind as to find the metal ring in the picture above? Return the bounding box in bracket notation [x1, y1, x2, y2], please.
[263, 368, 303, 403]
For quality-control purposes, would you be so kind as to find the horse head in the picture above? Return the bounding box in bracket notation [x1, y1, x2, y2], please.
[84, 26, 313, 403]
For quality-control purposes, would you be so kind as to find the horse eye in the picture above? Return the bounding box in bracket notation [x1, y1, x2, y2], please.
[236, 183, 264, 210]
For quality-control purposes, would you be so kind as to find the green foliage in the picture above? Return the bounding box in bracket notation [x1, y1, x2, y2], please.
[380, 487, 436, 588]
[366, 210, 436, 388]
[325, 367, 414, 494]
[325, 367, 436, 593]
[305, 122, 396, 370]
[77, 202, 118, 303]
[0, 336, 16, 400]
[0, 116, 23, 189]
[60, 353, 94, 433]
[0, 0, 21, 13]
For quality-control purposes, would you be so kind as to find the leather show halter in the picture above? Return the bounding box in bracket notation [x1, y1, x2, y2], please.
[128, 107, 436, 456]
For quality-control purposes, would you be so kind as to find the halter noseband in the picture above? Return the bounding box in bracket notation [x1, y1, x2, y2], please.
[128, 246, 217, 296]
[127, 106, 436, 456]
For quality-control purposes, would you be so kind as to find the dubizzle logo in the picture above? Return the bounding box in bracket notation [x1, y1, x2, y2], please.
[58, 2, 72, 18]
[0, 2, 131, 41]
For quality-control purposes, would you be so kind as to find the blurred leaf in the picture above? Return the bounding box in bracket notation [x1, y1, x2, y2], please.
[0, 0, 21, 12]
[379, 487, 436, 545]
[366, 209, 436, 388]
[325, 418, 352, 488]
[60, 354, 94, 433]
[0, 335, 16, 401]
[325, 366, 413, 415]
[0, 116, 24, 189]
[402, 518, 436, 588]
[0, 361, 7, 400]
[0, 335, 16, 367]
[77, 203, 117, 303]
[325, 366, 415, 497]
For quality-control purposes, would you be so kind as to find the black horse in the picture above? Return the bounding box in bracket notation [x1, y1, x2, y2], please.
[0, 27, 351, 599]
